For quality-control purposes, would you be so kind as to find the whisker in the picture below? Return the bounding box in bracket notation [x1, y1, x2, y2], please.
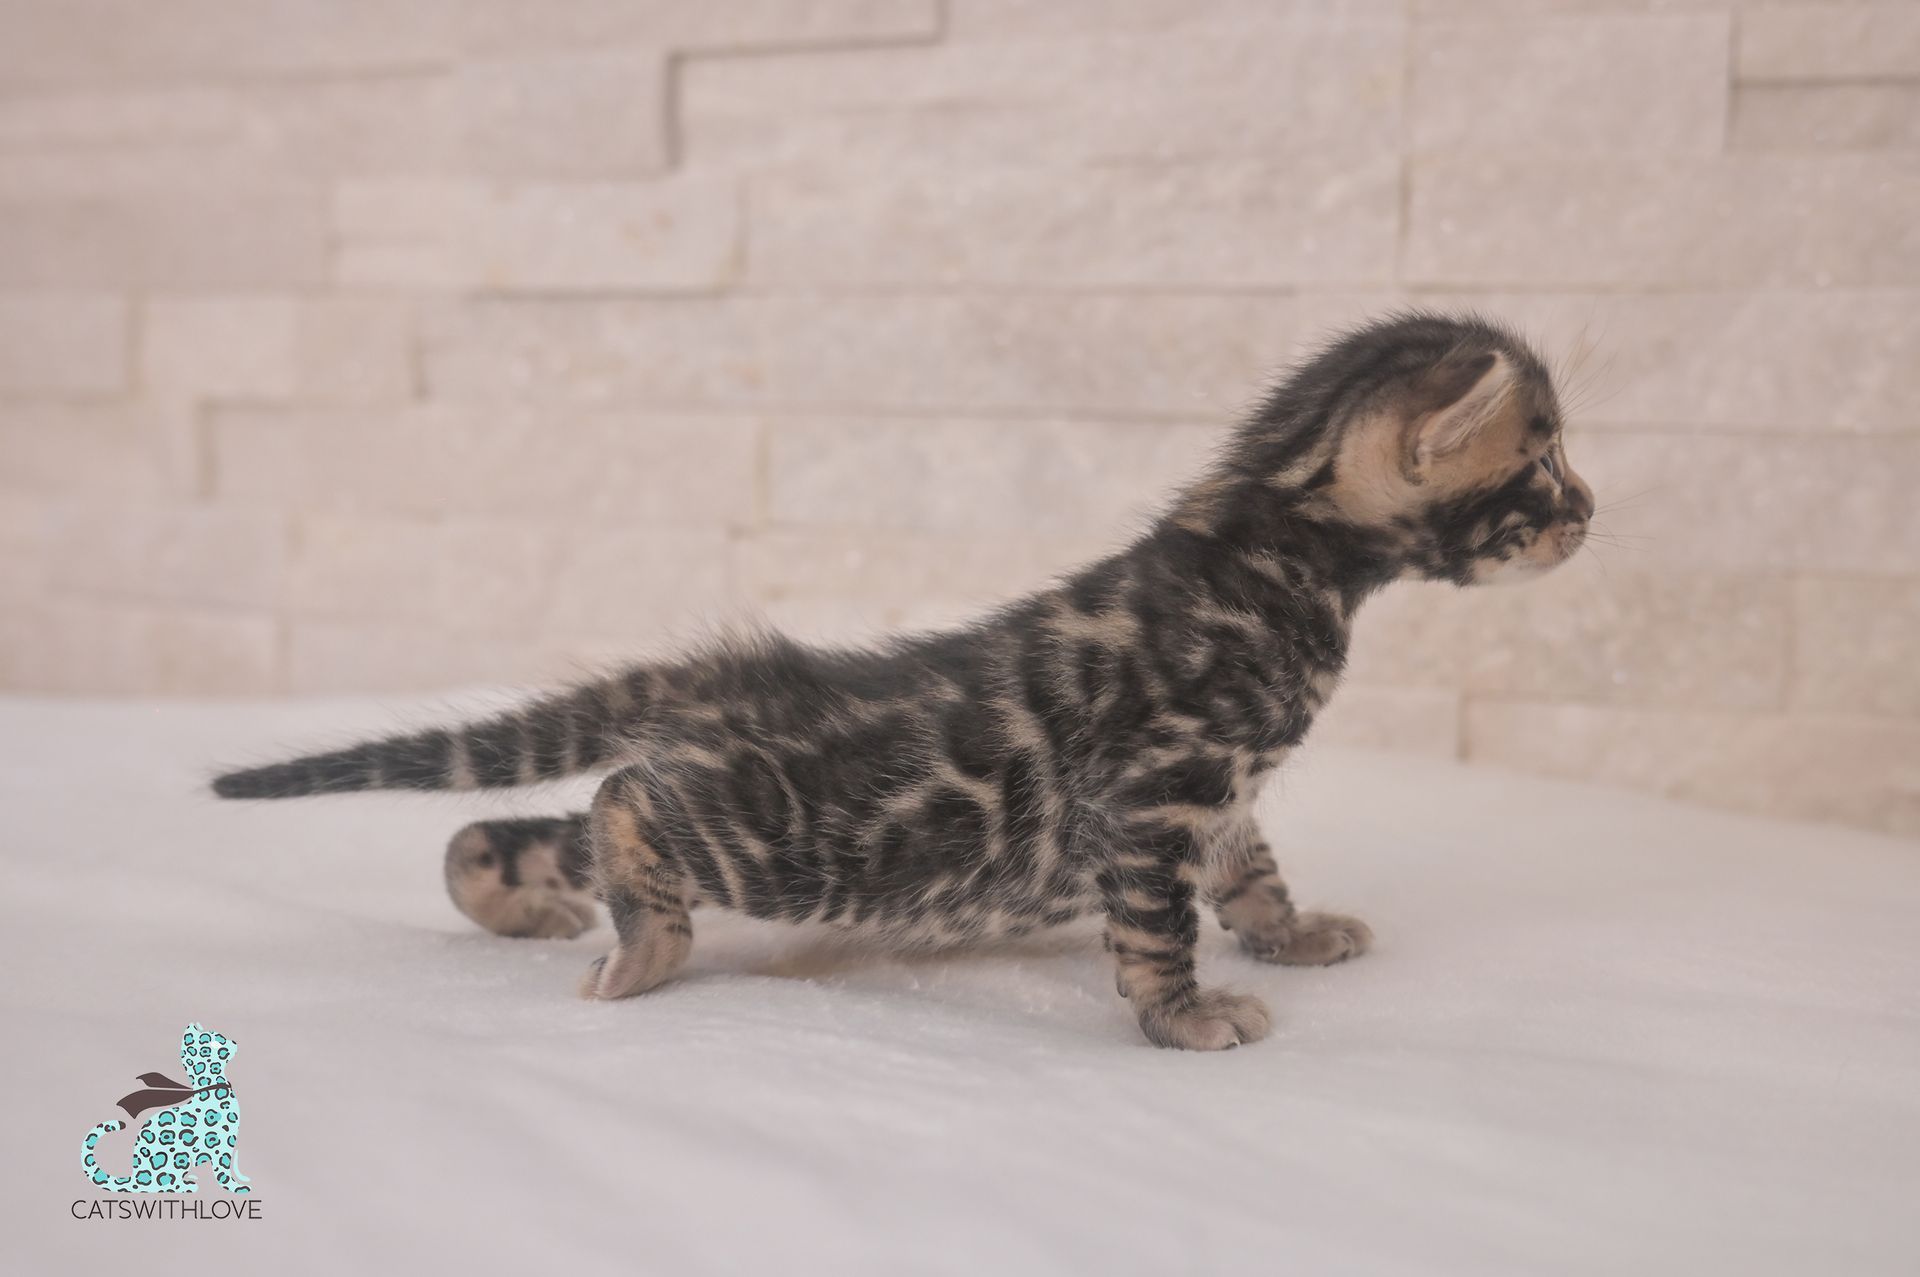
[1592, 484, 1667, 518]
[1580, 540, 1616, 584]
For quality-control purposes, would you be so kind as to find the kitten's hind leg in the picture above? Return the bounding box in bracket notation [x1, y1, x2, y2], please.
[579, 770, 693, 1000]
[445, 814, 598, 939]
[1102, 815, 1271, 1050]
[1210, 834, 1371, 966]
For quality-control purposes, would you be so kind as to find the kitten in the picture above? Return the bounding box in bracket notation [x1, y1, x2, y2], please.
[214, 312, 1593, 1050]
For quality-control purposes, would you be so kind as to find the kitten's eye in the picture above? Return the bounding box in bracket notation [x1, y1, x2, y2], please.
[1538, 451, 1561, 483]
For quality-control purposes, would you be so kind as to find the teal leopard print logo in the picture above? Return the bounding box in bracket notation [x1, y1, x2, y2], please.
[80, 1024, 252, 1194]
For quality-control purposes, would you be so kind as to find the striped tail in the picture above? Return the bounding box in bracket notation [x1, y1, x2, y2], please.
[83, 1120, 138, 1191]
[210, 669, 652, 800]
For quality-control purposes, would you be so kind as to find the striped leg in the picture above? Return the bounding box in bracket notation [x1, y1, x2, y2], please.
[445, 814, 598, 939]
[1101, 817, 1271, 1050]
[1210, 835, 1372, 967]
[579, 769, 694, 1000]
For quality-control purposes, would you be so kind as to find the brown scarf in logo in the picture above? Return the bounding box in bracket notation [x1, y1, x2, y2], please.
[116, 1073, 232, 1120]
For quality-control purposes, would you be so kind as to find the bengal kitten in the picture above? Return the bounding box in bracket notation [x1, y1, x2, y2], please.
[214, 313, 1593, 1050]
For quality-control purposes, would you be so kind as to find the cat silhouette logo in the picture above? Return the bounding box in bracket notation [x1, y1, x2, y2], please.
[80, 1024, 253, 1194]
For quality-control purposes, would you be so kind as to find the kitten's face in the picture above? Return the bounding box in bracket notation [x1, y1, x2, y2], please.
[1325, 345, 1594, 586]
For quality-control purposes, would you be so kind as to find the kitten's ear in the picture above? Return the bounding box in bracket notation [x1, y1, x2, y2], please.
[1407, 351, 1513, 470]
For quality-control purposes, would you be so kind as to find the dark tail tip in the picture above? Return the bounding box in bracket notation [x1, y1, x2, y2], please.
[210, 763, 314, 800]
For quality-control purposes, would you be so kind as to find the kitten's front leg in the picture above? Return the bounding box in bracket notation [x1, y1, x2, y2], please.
[1100, 816, 1271, 1050]
[1210, 831, 1372, 966]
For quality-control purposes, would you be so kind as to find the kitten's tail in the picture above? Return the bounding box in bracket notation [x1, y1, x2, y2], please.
[209, 670, 651, 800]
[82, 1120, 138, 1191]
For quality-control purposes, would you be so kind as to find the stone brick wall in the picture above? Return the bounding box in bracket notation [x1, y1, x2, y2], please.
[1, 0, 1915, 835]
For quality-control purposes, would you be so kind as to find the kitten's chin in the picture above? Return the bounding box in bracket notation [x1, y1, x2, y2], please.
[1471, 527, 1584, 585]
[1470, 555, 1552, 586]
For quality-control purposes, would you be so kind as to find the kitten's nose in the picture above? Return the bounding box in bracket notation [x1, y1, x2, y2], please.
[1565, 476, 1594, 522]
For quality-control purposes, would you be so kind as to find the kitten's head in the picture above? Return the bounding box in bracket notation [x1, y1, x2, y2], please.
[1237, 312, 1594, 586]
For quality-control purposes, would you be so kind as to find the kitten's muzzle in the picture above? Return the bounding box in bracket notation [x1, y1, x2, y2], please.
[1544, 473, 1594, 563]
[1564, 475, 1595, 523]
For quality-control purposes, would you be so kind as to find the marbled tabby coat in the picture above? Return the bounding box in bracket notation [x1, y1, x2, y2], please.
[215, 313, 1594, 1050]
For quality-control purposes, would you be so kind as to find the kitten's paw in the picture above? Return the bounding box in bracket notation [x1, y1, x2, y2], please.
[1243, 911, 1373, 966]
[1138, 988, 1272, 1051]
[577, 931, 689, 1000]
[447, 822, 598, 940]
[578, 955, 611, 999]
[517, 895, 597, 941]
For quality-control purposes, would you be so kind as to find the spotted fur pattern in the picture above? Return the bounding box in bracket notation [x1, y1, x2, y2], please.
[214, 313, 1594, 1049]
[81, 1025, 250, 1193]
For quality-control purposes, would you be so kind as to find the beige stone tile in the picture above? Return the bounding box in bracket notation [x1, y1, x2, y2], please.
[141, 296, 297, 399]
[455, 181, 739, 293]
[955, 0, 1405, 36]
[424, 290, 1920, 430]
[1411, 14, 1729, 153]
[452, 0, 940, 58]
[285, 620, 560, 695]
[287, 514, 561, 634]
[1365, 289, 1920, 432]
[1416, 0, 1864, 11]
[450, 50, 669, 180]
[1737, 2, 1920, 82]
[47, 503, 286, 609]
[0, 601, 276, 695]
[0, 402, 192, 497]
[292, 515, 737, 650]
[1349, 563, 1793, 710]
[0, 496, 51, 602]
[766, 418, 1216, 535]
[1406, 154, 1920, 288]
[1252, 288, 1920, 433]
[682, 17, 1405, 170]
[0, 3, 932, 142]
[293, 298, 416, 405]
[734, 529, 1104, 608]
[229, 76, 451, 178]
[1792, 577, 1920, 718]
[0, 180, 328, 288]
[0, 87, 437, 192]
[0, 294, 127, 396]
[1573, 433, 1920, 575]
[332, 243, 452, 291]
[423, 294, 1326, 417]
[333, 177, 462, 242]
[3, 77, 453, 184]
[335, 178, 739, 292]
[0, 0, 453, 90]
[0, 84, 233, 151]
[1731, 84, 1920, 151]
[750, 597, 960, 647]
[213, 405, 759, 527]
[286, 516, 460, 626]
[1465, 701, 1920, 836]
[1309, 684, 1463, 757]
[543, 526, 737, 639]
[748, 159, 1398, 287]
[22, 71, 644, 185]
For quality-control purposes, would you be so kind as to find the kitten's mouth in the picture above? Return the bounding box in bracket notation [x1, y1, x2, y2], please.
[1473, 519, 1587, 584]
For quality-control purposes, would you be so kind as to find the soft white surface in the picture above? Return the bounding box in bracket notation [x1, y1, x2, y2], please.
[4, 695, 1917, 1276]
